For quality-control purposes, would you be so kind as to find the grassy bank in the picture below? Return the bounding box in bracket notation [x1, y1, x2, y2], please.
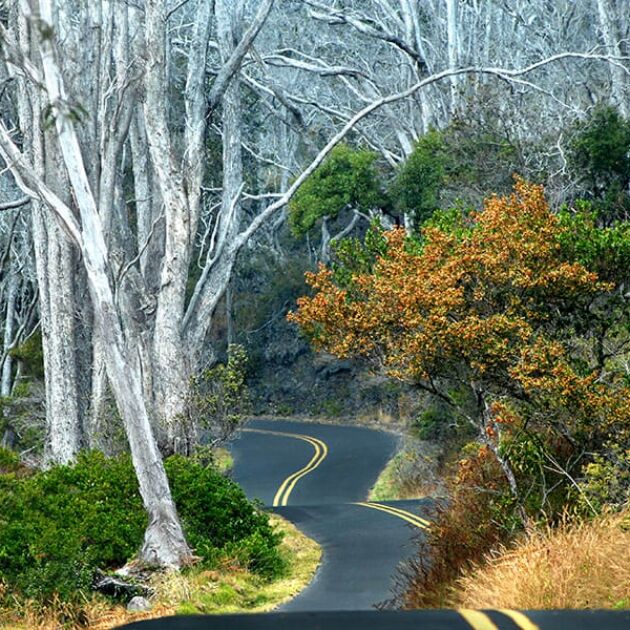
[213, 447, 234, 474]
[369, 439, 444, 501]
[1, 514, 321, 629]
[452, 510, 630, 610]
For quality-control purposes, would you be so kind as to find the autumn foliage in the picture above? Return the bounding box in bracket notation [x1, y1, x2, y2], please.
[291, 179, 598, 372]
[290, 179, 630, 512]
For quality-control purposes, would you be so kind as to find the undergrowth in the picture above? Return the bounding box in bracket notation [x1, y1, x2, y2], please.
[0, 515, 321, 629]
[0, 449, 285, 626]
[453, 509, 630, 610]
[395, 444, 518, 609]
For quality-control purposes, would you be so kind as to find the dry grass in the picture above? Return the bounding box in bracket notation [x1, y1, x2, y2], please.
[0, 514, 321, 629]
[453, 510, 630, 610]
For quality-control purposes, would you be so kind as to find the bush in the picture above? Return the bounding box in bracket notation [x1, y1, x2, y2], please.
[396, 445, 518, 609]
[0, 446, 23, 474]
[9, 331, 45, 379]
[186, 344, 251, 449]
[165, 456, 285, 579]
[0, 451, 284, 609]
[0, 452, 146, 605]
[289, 144, 387, 236]
[390, 129, 449, 226]
[568, 105, 630, 224]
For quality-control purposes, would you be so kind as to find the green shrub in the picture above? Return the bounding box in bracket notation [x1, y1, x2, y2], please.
[0, 451, 285, 609]
[0, 446, 22, 474]
[289, 143, 387, 236]
[568, 105, 630, 224]
[579, 445, 630, 513]
[9, 331, 45, 379]
[0, 451, 145, 604]
[165, 456, 285, 580]
[390, 129, 449, 226]
[413, 394, 475, 445]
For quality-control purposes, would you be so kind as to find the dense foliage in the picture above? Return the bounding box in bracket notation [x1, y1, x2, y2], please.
[0, 451, 284, 608]
[390, 129, 449, 226]
[289, 144, 386, 235]
[569, 106, 630, 224]
[290, 180, 630, 520]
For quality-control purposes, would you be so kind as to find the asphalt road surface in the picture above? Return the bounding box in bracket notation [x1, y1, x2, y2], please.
[122, 609, 630, 630]
[231, 418, 429, 610]
[121, 418, 630, 629]
[230, 418, 400, 506]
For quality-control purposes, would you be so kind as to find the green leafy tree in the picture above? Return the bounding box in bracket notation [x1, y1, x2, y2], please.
[289, 144, 386, 235]
[389, 129, 450, 226]
[569, 105, 630, 223]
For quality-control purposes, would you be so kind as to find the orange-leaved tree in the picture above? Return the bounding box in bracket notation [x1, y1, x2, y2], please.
[289, 179, 630, 516]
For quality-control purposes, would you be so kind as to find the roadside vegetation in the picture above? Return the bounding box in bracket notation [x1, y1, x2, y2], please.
[0, 449, 319, 628]
[369, 438, 444, 501]
[453, 509, 630, 610]
[291, 105, 630, 610]
[1, 514, 319, 630]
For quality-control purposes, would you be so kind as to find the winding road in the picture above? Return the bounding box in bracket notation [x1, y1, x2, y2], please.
[122, 418, 630, 629]
[231, 418, 431, 611]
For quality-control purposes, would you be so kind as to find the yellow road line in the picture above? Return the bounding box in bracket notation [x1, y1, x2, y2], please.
[354, 501, 430, 530]
[365, 500, 431, 527]
[498, 610, 540, 630]
[242, 428, 328, 506]
[458, 609, 500, 630]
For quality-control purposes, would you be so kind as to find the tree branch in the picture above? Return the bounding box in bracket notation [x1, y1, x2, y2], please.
[0, 196, 30, 211]
[207, 0, 274, 112]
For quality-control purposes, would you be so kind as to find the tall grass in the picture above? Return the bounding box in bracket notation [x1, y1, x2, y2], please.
[453, 510, 630, 610]
[398, 447, 516, 609]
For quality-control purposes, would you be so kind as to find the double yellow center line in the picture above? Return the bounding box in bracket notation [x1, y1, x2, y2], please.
[242, 428, 328, 506]
[459, 609, 540, 630]
[354, 500, 431, 530]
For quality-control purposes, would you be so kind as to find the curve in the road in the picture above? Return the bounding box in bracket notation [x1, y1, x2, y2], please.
[354, 501, 430, 530]
[121, 420, 630, 629]
[242, 427, 328, 506]
[232, 418, 400, 507]
[230, 419, 430, 611]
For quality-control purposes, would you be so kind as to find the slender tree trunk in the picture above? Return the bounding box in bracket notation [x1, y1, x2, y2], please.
[183, 0, 245, 360]
[596, 0, 628, 118]
[445, 0, 460, 112]
[0, 262, 17, 449]
[143, 0, 194, 450]
[1, 264, 17, 397]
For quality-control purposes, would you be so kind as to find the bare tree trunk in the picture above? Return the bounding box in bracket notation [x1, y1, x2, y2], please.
[1, 264, 17, 397]
[39, 141, 83, 464]
[226, 280, 235, 347]
[88, 333, 108, 449]
[36, 207, 83, 464]
[6, 5, 85, 465]
[0, 260, 17, 449]
[143, 0, 197, 450]
[596, 0, 628, 117]
[446, 0, 460, 112]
